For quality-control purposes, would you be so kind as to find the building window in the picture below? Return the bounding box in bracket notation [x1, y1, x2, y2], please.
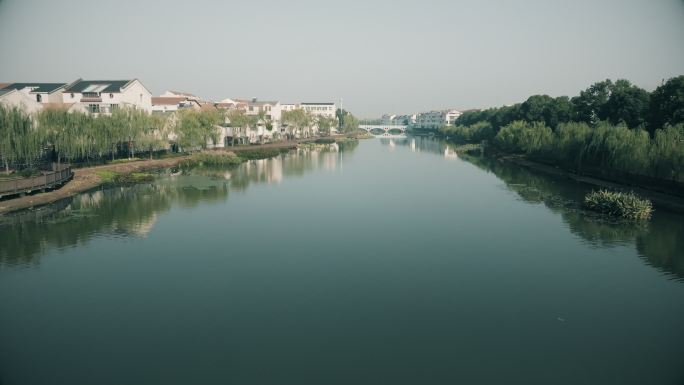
[70, 93, 74, 98]
[110, 104, 119, 111]
[89, 104, 100, 113]
[36, 94, 42, 102]
[110, 93, 114, 98]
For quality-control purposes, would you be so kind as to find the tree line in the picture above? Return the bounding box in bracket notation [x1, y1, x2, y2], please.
[441, 75, 684, 185]
[0, 105, 359, 173]
[454, 76, 684, 134]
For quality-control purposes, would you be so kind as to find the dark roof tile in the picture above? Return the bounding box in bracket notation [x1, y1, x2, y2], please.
[2, 82, 67, 93]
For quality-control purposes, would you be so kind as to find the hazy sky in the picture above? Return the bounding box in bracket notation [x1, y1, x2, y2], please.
[1, 0, 683, 117]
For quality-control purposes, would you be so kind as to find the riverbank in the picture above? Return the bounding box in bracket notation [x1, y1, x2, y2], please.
[499, 155, 684, 214]
[0, 137, 331, 215]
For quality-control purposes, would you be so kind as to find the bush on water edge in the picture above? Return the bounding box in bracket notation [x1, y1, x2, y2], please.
[181, 148, 285, 169]
[94, 170, 154, 184]
[182, 152, 244, 168]
[235, 148, 284, 160]
[584, 190, 653, 220]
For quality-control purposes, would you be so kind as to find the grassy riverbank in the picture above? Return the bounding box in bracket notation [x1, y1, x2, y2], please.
[0, 137, 353, 215]
[439, 75, 684, 197]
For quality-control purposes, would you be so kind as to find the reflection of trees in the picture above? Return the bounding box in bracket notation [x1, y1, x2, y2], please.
[196, 143, 356, 192]
[462, 154, 684, 280]
[0, 143, 360, 268]
[0, 180, 229, 267]
[635, 215, 684, 279]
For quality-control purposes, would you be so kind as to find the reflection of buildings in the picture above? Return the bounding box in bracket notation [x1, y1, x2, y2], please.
[0, 143, 358, 267]
[227, 144, 343, 189]
[382, 136, 457, 159]
[444, 146, 458, 160]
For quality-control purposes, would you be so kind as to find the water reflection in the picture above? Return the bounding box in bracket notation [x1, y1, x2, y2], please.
[381, 136, 684, 280]
[381, 136, 458, 159]
[0, 143, 355, 268]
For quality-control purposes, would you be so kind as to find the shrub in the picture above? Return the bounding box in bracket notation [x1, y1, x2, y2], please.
[235, 149, 282, 160]
[182, 152, 244, 168]
[584, 190, 653, 220]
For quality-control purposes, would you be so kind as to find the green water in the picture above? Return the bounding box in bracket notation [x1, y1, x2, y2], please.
[1, 138, 683, 385]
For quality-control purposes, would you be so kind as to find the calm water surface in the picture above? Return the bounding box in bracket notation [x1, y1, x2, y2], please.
[1, 138, 683, 385]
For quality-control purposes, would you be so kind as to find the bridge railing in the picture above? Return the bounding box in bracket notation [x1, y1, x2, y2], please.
[0, 165, 73, 198]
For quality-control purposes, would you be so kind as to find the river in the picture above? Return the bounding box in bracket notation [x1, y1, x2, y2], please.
[1, 137, 683, 385]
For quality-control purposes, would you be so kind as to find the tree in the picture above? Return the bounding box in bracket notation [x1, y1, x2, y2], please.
[649, 75, 684, 134]
[282, 109, 313, 138]
[603, 79, 650, 129]
[316, 116, 337, 137]
[225, 109, 253, 146]
[340, 111, 359, 134]
[0, 105, 41, 173]
[571, 79, 613, 125]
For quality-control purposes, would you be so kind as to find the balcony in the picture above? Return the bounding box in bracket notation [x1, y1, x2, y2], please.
[81, 92, 102, 103]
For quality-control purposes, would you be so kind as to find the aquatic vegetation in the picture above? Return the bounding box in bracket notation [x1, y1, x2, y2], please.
[235, 148, 283, 160]
[584, 190, 653, 220]
[182, 152, 244, 168]
[95, 170, 154, 184]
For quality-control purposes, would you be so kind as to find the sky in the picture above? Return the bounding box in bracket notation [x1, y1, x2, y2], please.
[0, 0, 683, 118]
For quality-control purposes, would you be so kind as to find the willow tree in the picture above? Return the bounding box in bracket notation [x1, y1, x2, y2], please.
[174, 109, 220, 151]
[316, 116, 337, 137]
[341, 112, 359, 134]
[37, 109, 92, 165]
[282, 109, 313, 138]
[137, 114, 169, 159]
[197, 108, 222, 148]
[225, 109, 253, 145]
[0, 105, 42, 173]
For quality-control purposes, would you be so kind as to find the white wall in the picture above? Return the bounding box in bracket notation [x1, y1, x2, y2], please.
[0, 91, 43, 114]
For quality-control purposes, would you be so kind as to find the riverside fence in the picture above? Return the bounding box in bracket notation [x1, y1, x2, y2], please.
[0, 165, 73, 199]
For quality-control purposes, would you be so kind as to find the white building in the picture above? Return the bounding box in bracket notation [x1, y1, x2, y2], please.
[301, 102, 336, 118]
[1, 82, 68, 105]
[62, 79, 152, 115]
[161, 90, 201, 101]
[151, 96, 201, 114]
[0, 88, 44, 114]
[412, 110, 461, 130]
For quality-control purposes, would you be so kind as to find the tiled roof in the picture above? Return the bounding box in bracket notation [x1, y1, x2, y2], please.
[64, 80, 133, 93]
[152, 97, 187, 105]
[2, 82, 67, 93]
[234, 98, 278, 106]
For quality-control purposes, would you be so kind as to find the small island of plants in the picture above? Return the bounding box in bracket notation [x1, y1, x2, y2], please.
[584, 190, 653, 220]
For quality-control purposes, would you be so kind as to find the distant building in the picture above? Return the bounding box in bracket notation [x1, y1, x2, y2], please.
[412, 110, 461, 129]
[161, 90, 201, 101]
[280, 103, 299, 112]
[0, 88, 43, 114]
[151, 96, 201, 114]
[1, 82, 68, 105]
[301, 102, 336, 118]
[215, 98, 240, 110]
[63, 79, 152, 115]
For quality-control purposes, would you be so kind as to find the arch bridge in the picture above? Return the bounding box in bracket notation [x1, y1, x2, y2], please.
[359, 124, 407, 137]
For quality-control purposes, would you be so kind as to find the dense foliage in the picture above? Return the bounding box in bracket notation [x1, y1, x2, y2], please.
[452, 76, 684, 133]
[441, 76, 684, 185]
[584, 190, 653, 220]
[0, 106, 235, 172]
